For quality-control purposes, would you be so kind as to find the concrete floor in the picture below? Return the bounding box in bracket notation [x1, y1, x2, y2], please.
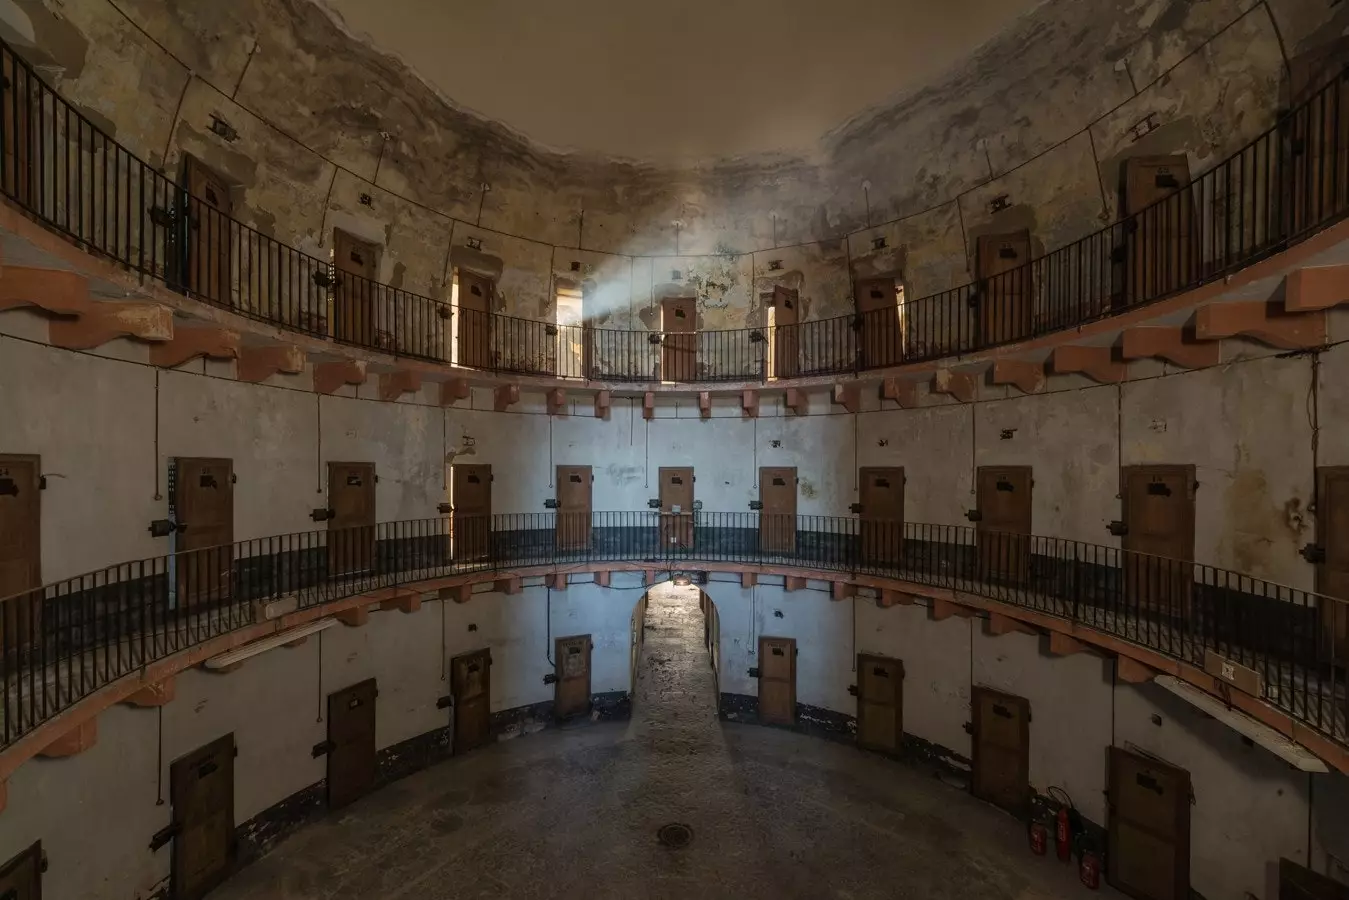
[216, 584, 1117, 899]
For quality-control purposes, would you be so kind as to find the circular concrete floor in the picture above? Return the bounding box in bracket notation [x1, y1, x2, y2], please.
[216, 585, 1115, 899]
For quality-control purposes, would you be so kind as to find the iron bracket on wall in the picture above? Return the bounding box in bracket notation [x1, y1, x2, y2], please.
[647, 499, 661, 509]
[149, 822, 180, 852]
[311, 739, 335, 758]
[1302, 543, 1326, 563]
[847, 685, 858, 696]
[148, 518, 184, 538]
[747, 667, 761, 678]
[543, 499, 560, 509]
[648, 333, 663, 345]
[310, 508, 335, 522]
[965, 509, 983, 522]
[436, 695, 453, 709]
[849, 503, 863, 514]
[748, 501, 764, 511]
[437, 502, 452, 514]
[542, 673, 559, 685]
[1107, 521, 1129, 537]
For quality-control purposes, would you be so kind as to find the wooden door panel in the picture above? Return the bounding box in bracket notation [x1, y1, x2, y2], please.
[859, 466, 904, 566]
[0, 840, 41, 900]
[661, 297, 697, 382]
[1317, 467, 1349, 664]
[451, 649, 492, 754]
[971, 687, 1030, 815]
[170, 734, 236, 900]
[1279, 858, 1349, 900]
[452, 464, 491, 562]
[856, 278, 902, 369]
[555, 635, 592, 719]
[856, 654, 903, 753]
[0, 455, 40, 659]
[457, 271, 493, 369]
[1124, 156, 1196, 305]
[976, 232, 1033, 345]
[1108, 746, 1191, 900]
[758, 636, 796, 725]
[176, 458, 234, 607]
[659, 466, 694, 550]
[759, 467, 797, 554]
[976, 467, 1032, 582]
[332, 230, 380, 348]
[327, 679, 378, 810]
[555, 465, 592, 552]
[184, 155, 233, 304]
[1122, 466, 1195, 618]
[328, 462, 376, 576]
[771, 286, 800, 379]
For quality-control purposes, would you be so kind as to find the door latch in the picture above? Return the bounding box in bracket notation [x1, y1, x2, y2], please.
[436, 695, 453, 709]
[310, 508, 335, 522]
[963, 721, 974, 735]
[544, 498, 560, 509]
[1107, 521, 1129, 537]
[747, 666, 761, 678]
[849, 503, 863, 514]
[542, 673, 559, 685]
[311, 739, 336, 758]
[149, 821, 181, 851]
[748, 501, 764, 511]
[1302, 543, 1327, 563]
[148, 518, 185, 538]
[437, 502, 452, 514]
[848, 685, 859, 696]
[965, 509, 983, 522]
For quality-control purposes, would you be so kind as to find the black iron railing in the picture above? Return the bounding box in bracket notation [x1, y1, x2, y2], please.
[0, 40, 1344, 383]
[0, 513, 1344, 754]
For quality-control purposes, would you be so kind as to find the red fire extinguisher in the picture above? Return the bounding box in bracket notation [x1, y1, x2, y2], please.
[1048, 786, 1075, 863]
[1079, 848, 1101, 890]
[1029, 821, 1048, 856]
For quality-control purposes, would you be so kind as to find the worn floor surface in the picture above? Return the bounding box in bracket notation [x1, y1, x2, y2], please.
[215, 583, 1115, 899]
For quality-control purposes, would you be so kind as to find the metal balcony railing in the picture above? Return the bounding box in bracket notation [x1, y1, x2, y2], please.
[0, 38, 1345, 382]
[0, 514, 1343, 756]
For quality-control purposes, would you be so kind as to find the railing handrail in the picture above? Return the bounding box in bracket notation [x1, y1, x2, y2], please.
[0, 37, 1344, 382]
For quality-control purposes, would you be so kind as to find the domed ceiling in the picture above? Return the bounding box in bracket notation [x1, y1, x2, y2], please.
[319, 0, 1044, 164]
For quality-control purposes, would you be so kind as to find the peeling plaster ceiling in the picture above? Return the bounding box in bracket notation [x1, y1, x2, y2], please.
[319, 0, 1044, 164]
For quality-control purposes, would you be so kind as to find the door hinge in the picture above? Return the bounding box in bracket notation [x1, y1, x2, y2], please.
[1302, 543, 1327, 563]
[149, 821, 181, 852]
[311, 507, 335, 522]
[1107, 520, 1129, 537]
[848, 684, 858, 696]
[311, 739, 336, 758]
[436, 695, 453, 709]
[965, 509, 983, 522]
[542, 673, 559, 685]
[148, 518, 185, 538]
[747, 666, 761, 678]
[544, 498, 560, 509]
[749, 501, 764, 510]
[648, 498, 661, 509]
[437, 502, 452, 514]
[849, 503, 863, 514]
[963, 721, 974, 735]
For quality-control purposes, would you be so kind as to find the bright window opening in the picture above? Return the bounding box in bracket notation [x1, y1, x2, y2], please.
[556, 285, 585, 378]
[449, 270, 460, 366]
[765, 300, 777, 380]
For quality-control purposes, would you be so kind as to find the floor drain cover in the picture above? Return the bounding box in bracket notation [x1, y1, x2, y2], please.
[657, 822, 693, 848]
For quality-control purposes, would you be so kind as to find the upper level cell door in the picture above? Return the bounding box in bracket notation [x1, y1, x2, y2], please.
[1316, 467, 1349, 666]
[659, 466, 694, 549]
[661, 297, 697, 382]
[458, 270, 494, 370]
[975, 466, 1032, 583]
[855, 278, 902, 369]
[0, 454, 40, 659]
[175, 457, 235, 607]
[451, 464, 492, 562]
[1121, 465, 1195, 620]
[332, 229, 380, 349]
[184, 155, 234, 305]
[770, 285, 800, 379]
[759, 467, 797, 554]
[1123, 155, 1196, 305]
[555, 465, 593, 552]
[858, 466, 905, 568]
[328, 461, 376, 577]
[976, 231, 1033, 345]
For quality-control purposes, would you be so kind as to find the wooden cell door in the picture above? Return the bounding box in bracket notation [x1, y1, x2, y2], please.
[759, 467, 797, 554]
[450, 648, 492, 754]
[1280, 858, 1349, 900]
[554, 634, 592, 719]
[770, 285, 800, 379]
[452, 464, 491, 562]
[0, 841, 41, 900]
[856, 653, 903, 753]
[327, 462, 376, 577]
[1316, 467, 1349, 665]
[858, 466, 905, 567]
[183, 155, 233, 305]
[0, 455, 40, 659]
[1121, 466, 1196, 619]
[970, 687, 1030, 815]
[457, 270, 493, 369]
[757, 636, 796, 725]
[975, 466, 1032, 583]
[170, 734, 236, 900]
[658, 466, 694, 550]
[856, 277, 902, 369]
[661, 297, 697, 382]
[1124, 156, 1196, 305]
[1, 53, 32, 206]
[326, 678, 378, 810]
[1107, 747, 1191, 900]
[555, 465, 592, 552]
[175, 458, 234, 609]
[976, 231, 1034, 346]
[332, 229, 380, 349]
